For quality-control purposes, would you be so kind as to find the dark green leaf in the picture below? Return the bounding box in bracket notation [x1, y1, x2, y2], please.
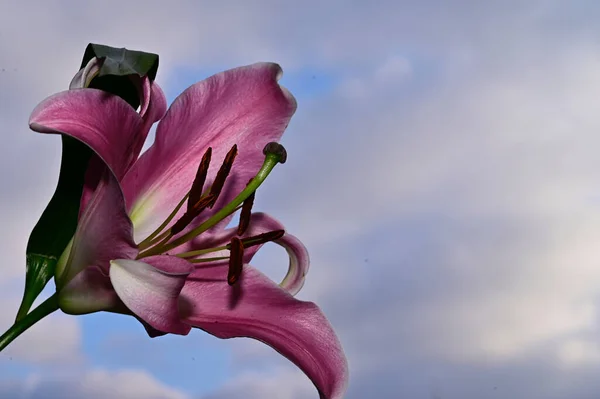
[81, 43, 159, 110]
[81, 43, 158, 80]
[17, 137, 91, 321]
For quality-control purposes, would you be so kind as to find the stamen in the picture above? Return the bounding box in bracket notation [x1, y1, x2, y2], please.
[191, 193, 216, 213]
[188, 147, 212, 212]
[208, 144, 238, 208]
[228, 237, 244, 285]
[170, 213, 194, 236]
[137, 193, 189, 250]
[137, 142, 287, 258]
[188, 256, 229, 264]
[237, 179, 255, 235]
[170, 194, 216, 235]
[176, 245, 228, 259]
[236, 230, 285, 249]
[175, 229, 285, 260]
[138, 149, 212, 251]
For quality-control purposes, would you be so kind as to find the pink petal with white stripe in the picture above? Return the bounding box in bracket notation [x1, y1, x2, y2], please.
[110, 256, 193, 335]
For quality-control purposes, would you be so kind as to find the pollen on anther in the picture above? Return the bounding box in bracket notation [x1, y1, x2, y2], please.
[209, 144, 238, 208]
[171, 194, 216, 235]
[170, 213, 194, 235]
[227, 236, 244, 286]
[191, 194, 216, 214]
[188, 147, 212, 212]
[237, 179, 255, 235]
[233, 230, 285, 249]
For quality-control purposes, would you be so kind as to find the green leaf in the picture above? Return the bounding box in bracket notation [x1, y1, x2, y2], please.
[81, 43, 159, 81]
[17, 137, 91, 321]
[82, 43, 159, 109]
[16, 43, 160, 321]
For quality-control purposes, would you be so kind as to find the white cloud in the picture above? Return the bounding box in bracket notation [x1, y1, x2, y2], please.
[0, 296, 83, 365]
[245, 6, 600, 397]
[0, 369, 188, 399]
[289, 48, 600, 367]
[557, 340, 600, 368]
[199, 368, 313, 399]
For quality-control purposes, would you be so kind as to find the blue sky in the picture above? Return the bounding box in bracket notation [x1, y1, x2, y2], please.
[5, 1, 600, 398]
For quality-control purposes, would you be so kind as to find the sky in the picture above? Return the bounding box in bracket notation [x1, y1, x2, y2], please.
[3, 0, 600, 398]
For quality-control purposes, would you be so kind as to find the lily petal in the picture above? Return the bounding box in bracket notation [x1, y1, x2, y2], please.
[59, 266, 122, 314]
[276, 232, 309, 296]
[77, 83, 166, 213]
[123, 63, 297, 243]
[182, 213, 309, 295]
[138, 76, 152, 118]
[58, 171, 137, 292]
[29, 89, 143, 180]
[69, 57, 103, 89]
[180, 265, 348, 399]
[110, 256, 193, 335]
[130, 81, 167, 169]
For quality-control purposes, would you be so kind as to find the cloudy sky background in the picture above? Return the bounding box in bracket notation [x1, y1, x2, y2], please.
[2, 0, 600, 398]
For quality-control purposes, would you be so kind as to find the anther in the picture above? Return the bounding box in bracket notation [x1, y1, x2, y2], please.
[188, 147, 212, 212]
[237, 179, 255, 235]
[209, 145, 238, 208]
[170, 213, 194, 235]
[171, 194, 216, 235]
[191, 193, 216, 213]
[228, 230, 285, 249]
[263, 142, 287, 164]
[227, 237, 244, 286]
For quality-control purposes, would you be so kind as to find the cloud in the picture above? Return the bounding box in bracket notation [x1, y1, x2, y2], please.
[557, 339, 600, 368]
[0, 369, 188, 399]
[198, 368, 314, 399]
[0, 296, 83, 365]
[228, 3, 600, 399]
[276, 40, 600, 373]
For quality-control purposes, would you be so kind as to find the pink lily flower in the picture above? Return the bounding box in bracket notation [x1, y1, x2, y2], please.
[29, 62, 348, 399]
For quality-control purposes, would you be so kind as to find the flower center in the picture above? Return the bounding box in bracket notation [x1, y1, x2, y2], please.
[135, 142, 288, 284]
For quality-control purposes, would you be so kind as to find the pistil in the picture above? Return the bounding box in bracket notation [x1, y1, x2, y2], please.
[207, 145, 238, 208]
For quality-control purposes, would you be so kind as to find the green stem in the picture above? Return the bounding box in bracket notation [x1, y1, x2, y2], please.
[0, 293, 59, 353]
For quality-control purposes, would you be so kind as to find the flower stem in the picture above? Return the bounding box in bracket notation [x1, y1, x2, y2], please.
[0, 293, 59, 352]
